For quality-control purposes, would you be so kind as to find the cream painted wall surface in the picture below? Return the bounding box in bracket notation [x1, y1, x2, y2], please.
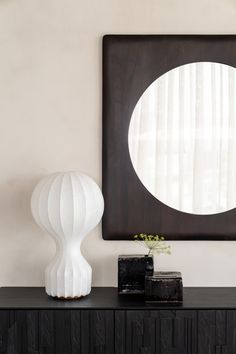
[0, 0, 236, 287]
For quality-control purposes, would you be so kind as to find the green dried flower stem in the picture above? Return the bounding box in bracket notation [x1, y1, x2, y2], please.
[134, 233, 171, 257]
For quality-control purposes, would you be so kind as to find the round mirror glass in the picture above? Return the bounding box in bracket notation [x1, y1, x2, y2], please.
[128, 62, 236, 215]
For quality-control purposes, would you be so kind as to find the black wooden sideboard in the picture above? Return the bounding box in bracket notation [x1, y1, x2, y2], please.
[1, 287, 236, 353]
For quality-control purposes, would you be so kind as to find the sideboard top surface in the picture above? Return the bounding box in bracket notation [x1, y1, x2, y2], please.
[0, 287, 236, 310]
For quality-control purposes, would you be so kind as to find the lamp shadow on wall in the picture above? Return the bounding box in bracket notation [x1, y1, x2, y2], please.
[0, 175, 55, 286]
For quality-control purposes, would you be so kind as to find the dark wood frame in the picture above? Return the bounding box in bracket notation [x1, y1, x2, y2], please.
[102, 35, 236, 240]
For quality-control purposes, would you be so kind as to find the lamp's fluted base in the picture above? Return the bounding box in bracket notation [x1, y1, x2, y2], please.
[45, 250, 92, 299]
[49, 295, 84, 300]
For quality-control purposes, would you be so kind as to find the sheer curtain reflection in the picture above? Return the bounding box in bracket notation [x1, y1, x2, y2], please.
[129, 62, 236, 214]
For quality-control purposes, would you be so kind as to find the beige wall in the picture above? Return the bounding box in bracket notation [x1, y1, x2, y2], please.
[0, 0, 236, 287]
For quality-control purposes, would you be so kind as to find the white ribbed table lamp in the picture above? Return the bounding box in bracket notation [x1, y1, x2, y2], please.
[31, 171, 104, 299]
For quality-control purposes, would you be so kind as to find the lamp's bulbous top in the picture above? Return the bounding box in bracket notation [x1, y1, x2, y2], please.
[31, 171, 104, 240]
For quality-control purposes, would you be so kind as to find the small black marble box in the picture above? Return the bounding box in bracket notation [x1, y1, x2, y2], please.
[145, 271, 183, 302]
[118, 255, 154, 294]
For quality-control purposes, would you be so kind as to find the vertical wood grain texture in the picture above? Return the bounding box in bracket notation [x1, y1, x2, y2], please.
[26, 311, 38, 354]
[53, 310, 71, 354]
[198, 310, 236, 354]
[128, 310, 157, 354]
[1, 309, 236, 353]
[39, 310, 54, 354]
[158, 310, 197, 354]
[0, 311, 9, 354]
[119, 310, 197, 354]
[81, 310, 114, 354]
[0, 310, 81, 354]
[7, 312, 17, 354]
[226, 310, 236, 352]
[115, 310, 126, 354]
[71, 310, 81, 354]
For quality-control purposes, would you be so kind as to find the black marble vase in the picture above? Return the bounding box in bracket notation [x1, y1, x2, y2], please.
[118, 255, 154, 294]
[145, 271, 183, 302]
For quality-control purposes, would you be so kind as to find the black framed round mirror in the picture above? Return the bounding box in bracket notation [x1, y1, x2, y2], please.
[103, 35, 236, 240]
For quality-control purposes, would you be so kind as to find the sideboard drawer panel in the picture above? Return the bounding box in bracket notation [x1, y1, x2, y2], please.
[198, 310, 236, 354]
[0, 310, 114, 354]
[125, 310, 157, 354]
[0, 311, 9, 354]
[0, 310, 40, 354]
[81, 310, 114, 354]
[158, 310, 197, 354]
[1, 307, 236, 354]
[115, 310, 197, 354]
[0, 310, 80, 354]
[39, 310, 78, 354]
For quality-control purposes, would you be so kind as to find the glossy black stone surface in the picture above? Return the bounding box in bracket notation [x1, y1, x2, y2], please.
[118, 255, 153, 294]
[145, 271, 183, 302]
